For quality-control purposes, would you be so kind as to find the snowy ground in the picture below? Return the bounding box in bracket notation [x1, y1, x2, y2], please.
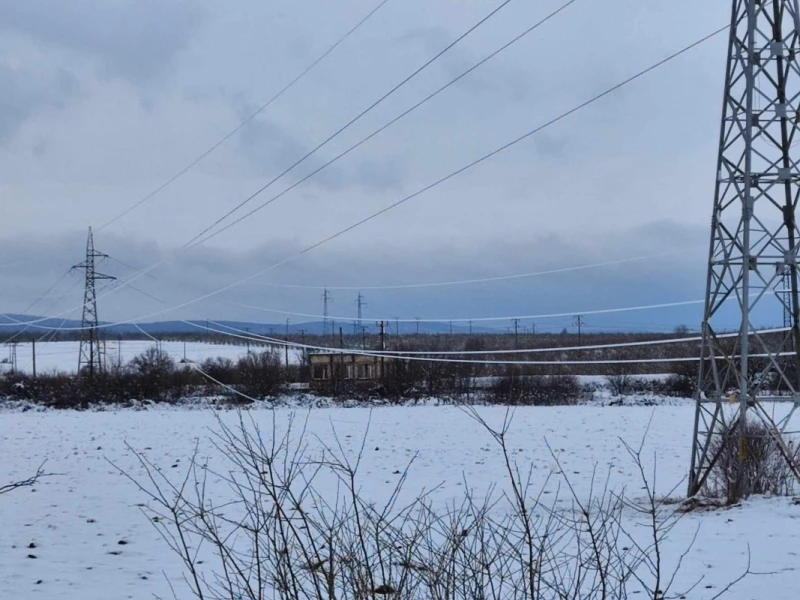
[1, 404, 798, 599]
[0, 340, 304, 375]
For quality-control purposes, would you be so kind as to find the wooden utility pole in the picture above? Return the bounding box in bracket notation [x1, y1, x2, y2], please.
[285, 319, 290, 368]
[31, 337, 37, 378]
[377, 321, 386, 378]
[512, 318, 520, 349]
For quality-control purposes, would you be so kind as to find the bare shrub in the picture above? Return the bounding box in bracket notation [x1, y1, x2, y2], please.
[491, 367, 581, 405]
[709, 418, 800, 503]
[606, 373, 633, 396]
[236, 349, 284, 398]
[118, 411, 754, 600]
[129, 346, 175, 378]
[199, 357, 237, 385]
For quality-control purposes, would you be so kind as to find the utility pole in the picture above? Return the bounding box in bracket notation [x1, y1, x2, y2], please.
[377, 320, 386, 379]
[395, 318, 400, 337]
[31, 337, 36, 378]
[299, 328, 307, 366]
[469, 320, 473, 335]
[449, 321, 453, 336]
[322, 288, 332, 337]
[285, 319, 290, 368]
[689, 0, 800, 496]
[415, 317, 420, 335]
[377, 321, 386, 350]
[73, 227, 115, 379]
[511, 318, 520, 349]
[6, 342, 18, 374]
[573, 315, 585, 347]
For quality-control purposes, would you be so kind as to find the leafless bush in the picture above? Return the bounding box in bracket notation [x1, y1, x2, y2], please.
[117, 411, 755, 600]
[709, 418, 800, 504]
[199, 357, 237, 385]
[605, 373, 633, 397]
[491, 367, 581, 405]
[237, 349, 284, 398]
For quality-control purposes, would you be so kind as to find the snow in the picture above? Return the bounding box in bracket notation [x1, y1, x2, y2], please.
[0, 340, 304, 374]
[1, 404, 798, 599]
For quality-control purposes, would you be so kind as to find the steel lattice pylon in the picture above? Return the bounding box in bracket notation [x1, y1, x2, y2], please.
[73, 227, 115, 379]
[689, 0, 800, 496]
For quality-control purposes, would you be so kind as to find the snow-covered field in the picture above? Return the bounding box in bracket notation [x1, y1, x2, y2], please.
[1, 404, 798, 599]
[0, 340, 304, 375]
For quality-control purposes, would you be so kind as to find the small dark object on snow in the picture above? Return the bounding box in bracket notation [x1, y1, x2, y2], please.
[392, 470, 400, 474]
[375, 447, 379, 451]
[27, 554, 36, 559]
[373, 584, 395, 595]
[35, 580, 43, 585]
[118, 540, 128, 545]
[108, 550, 122, 556]
[28, 542, 36, 549]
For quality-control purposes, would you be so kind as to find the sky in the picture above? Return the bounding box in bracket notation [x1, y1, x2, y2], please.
[0, 0, 761, 333]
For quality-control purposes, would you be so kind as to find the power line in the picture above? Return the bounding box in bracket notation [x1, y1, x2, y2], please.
[238, 248, 699, 291]
[187, 0, 581, 249]
[3, 0, 532, 324]
[184, 0, 518, 248]
[0, 26, 726, 332]
[4, 268, 74, 343]
[221, 296, 713, 324]
[192, 319, 780, 366]
[97, 0, 394, 231]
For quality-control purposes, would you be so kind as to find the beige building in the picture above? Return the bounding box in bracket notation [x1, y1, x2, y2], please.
[309, 352, 392, 388]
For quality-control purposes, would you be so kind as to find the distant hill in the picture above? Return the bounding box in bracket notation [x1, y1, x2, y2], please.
[0, 314, 499, 337]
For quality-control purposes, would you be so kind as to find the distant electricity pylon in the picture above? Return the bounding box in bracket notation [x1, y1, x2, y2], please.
[690, 0, 800, 496]
[356, 292, 366, 324]
[72, 227, 115, 379]
[322, 288, 333, 337]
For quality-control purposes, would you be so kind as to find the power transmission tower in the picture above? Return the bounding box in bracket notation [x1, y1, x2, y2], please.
[356, 292, 366, 324]
[322, 288, 333, 337]
[6, 342, 18, 373]
[573, 315, 585, 346]
[689, 0, 800, 496]
[73, 227, 116, 379]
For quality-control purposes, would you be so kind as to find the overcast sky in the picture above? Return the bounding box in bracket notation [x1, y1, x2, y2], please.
[0, 0, 759, 332]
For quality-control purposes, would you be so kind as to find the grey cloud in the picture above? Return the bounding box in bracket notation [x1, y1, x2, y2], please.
[0, 66, 79, 140]
[394, 25, 534, 104]
[0, 0, 203, 83]
[0, 221, 720, 333]
[236, 110, 407, 193]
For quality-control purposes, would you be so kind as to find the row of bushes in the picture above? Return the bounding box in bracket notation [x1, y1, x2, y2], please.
[0, 346, 700, 407]
[0, 347, 290, 407]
